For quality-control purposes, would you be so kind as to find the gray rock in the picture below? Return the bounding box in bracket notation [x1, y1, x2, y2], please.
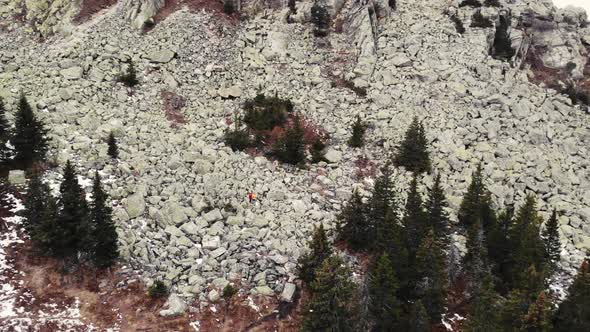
[391, 54, 412, 67]
[159, 294, 187, 317]
[209, 247, 227, 259]
[8, 170, 26, 185]
[60, 66, 83, 80]
[208, 289, 220, 302]
[147, 49, 176, 63]
[324, 148, 342, 163]
[124, 194, 146, 219]
[280, 283, 296, 302]
[202, 236, 221, 249]
[163, 201, 188, 225]
[255, 285, 274, 296]
[203, 208, 223, 223]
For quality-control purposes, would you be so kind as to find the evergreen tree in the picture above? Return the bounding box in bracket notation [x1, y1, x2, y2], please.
[426, 174, 451, 248]
[487, 206, 513, 292]
[367, 165, 398, 251]
[414, 229, 448, 322]
[55, 161, 90, 262]
[310, 138, 326, 163]
[107, 131, 119, 159]
[403, 175, 427, 260]
[458, 164, 497, 232]
[0, 98, 12, 163]
[470, 9, 493, 28]
[464, 274, 501, 332]
[298, 224, 332, 283]
[310, 0, 330, 37]
[542, 209, 561, 270]
[522, 292, 553, 332]
[492, 12, 515, 60]
[12, 94, 49, 167]
[301, 255, 358, 332]
[90, 171, 118, 268]
[272, 115, 305, 165]
[348, 116, 366, 148]
[337, 191, 369, 251]
[31, 194, 60, 255]
[0, 179, 13, 233]
[21, 171, 50, 236]
[288, 0, 296, 13]
[117, 62, 139, 87]
[394, 117, 431, 174]
[405, 300, 430, 332]
[499, 289, 528, 331]
[554, 257, 590, 331]
[463, 220, 489, 295]
[369, 253, 402, 331]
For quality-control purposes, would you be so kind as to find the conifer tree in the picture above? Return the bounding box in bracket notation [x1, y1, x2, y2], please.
[55, 161, 91, 262]
[348, 116, 366, 148]
[394, 117, 431, 174]
[337, 191, 369, 251]
[463, 220, 489, 295]
[458, 164, 497, 232]
[500, 289, 528, 331]
[414, 229, 448, 321]
[522, 292, 553, 332]
[107, 131, 119, 159]
[31, 194, 60, 255]
[487, 206, 513, 291]
[21, 171, 50, 236]
[404, 175, 427, 259]
[0, 98, 12, 163]
[553, 257, 590, 331]
[426, 174, 450, 248]
[310, 0, 330, 37]
[405, 300, 430, 332]
[464, 274, 501, 332]
[90, 171, 118, 268]
[369, 253, 402, 331]
[301, 255, 358, 332]
[273, 115, 305, 165]
[298, 224, 332, 283]
[310, 138, 326, 163]
[367, 165, 398, 251]
[542, 209, 561, 269]
[118, 62, 139, 87]
[12, 94, 49, 167]
[491, 12, 515, 60]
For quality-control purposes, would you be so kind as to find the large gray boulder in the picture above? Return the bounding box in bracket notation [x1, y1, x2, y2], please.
[147, 49, 176, 63]
[159, 294, 187, 317]
[8, 170, 26, 185]
[124, 194, 146, 219]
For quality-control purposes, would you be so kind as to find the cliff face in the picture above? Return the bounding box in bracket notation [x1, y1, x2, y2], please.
[0, 0, 589, 324]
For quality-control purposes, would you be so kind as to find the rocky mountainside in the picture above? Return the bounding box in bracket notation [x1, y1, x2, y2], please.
[1, 0, 589, 322]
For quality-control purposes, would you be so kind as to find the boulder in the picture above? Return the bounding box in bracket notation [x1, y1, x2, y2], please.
[8, 170, 26, 185]
[391, 54, 412, 67]
[60, 66, 83, 80]
[163, 201, 188, 225]
[159, 294, 187, 317]
[255, 285, 274, 296]
[324, 149, 342, 163]
[203, 208, 223, 223]
[280, 283, 296, 302]
[124, 194, 146, 219]
[147, 49, 176, 63]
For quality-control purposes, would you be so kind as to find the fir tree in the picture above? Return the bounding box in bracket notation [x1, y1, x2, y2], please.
[522, 292, 553, 332]
[457, 164, 496, 231]
[394, 117, 431, 174]
[310, 0, 330, 37]
[426, 174, 451, 248]
[463, 220, 489, 295]
[464, 274, 501, 332]
[298, 224, 332, 284]
[272, 115, 305, 165]
[55, 161, 91, 262]
[405, 300, 430, 332]
[470, 9, 493, 28]
[369, 253, 402, 331]
[31, 194, 60, 255]
[0, 179, 13, 233]
[301, 255, 358, 332]
[337, 191, 369, 251]
[414, 229, 448, 321]
[542, 209, 561, 270]
[492, 12, 515, 61]
[12, 94, 49, 167]
[117, 62, 139, 87]
[367, 165, 398, 251]
[348, 116, 366, 148]
[310, 138, 326, 163]
[90, 171, 118, 268]
[288, 0, 296, 13]
[403, 175, 427, 260]
[500, 289, 528, 331]
[487, 206, 513, 292]
[107, 131, 119, 159]
[553, 257, 590, 331]
[0, 98, 12, 163]
[21, 171, 50, 236]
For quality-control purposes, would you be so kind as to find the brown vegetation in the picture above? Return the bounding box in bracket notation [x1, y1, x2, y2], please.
[161, 90, 188, 128]
[73, 0, 118, 24]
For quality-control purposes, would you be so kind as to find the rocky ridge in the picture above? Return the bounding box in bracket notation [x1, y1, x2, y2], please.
[0, 0, 589, 308]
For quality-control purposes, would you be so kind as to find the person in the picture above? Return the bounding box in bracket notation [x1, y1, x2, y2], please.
[247, 191, 253, 203]
[252, 192, 257, 203]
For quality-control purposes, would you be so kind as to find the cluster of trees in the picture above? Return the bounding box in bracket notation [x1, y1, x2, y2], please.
[0, 95, 50, 169]
[297, 160, 589, 330]
[394, 116, 431, 174]
[22, 161, 118, 269]
[471, 9, 493, 28]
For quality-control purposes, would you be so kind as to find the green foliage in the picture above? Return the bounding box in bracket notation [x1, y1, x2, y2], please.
[414, 229, 448, 322]
[369, 253, 402, 331]
[458, 164, 496, 231]
[298, 224, 332, 284]
[426, 174, 451, 249]
[464, 274, 501, 332]
[405, 300, 430, 332]
[21, 171, 49, 236]
[148, 280, 168, 298]
[311, 0, 330, 37]
[554, 258, 590, 331]
[367, 165, 398, 251]
[107, 131, 119, 159]
[301, 255, 359, 332]
[388, 0, 396, 10]
[272, 116, 305, 165]
[403, 175, 427, 260]
[223, 0, 235, 15]
[337, 191, 370, 251]
[310, 138, 326, 163]
[492, 12, 515, 61]
[117, 62, 139, 87]
[463, 220, 490, 293]
[0, 98, 11, 162]
[470, 9, 493, 28]
[13, 95, 50, 167]
[394, 117, 431, 174]
[348, 116, 366, 148]
[224, 116, 250, 151]
[222, 284, 238, 299]
[484, 0, 500, 7]
[243, 93, 291, 131]
[542, 209, 561, 270]
[90, 171, 118, 268]
[31, 194, 60, 256]
[499, 289, 529, 330]
[288, 0, 296, 13]
[522, 292, 553, 332]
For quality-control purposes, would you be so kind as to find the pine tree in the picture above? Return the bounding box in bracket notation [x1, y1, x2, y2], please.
[90, 171, 118, 268]
[31, 194, 60, 255]
[394, 116, 431, 174]
[369, 253, 402, 331]
[118, 62, 139, 87]
[298, 224, 332, 284]
[348, 116, 366, 148]
[463, 220, 489, 295]
[464, 273, 501, 332]
[310, 0, 330, 37]
[301, 255, 358, 332]
[273, 115, 305, 165]
[470, 9, 493, 28]
[491, 12, 515, 61]
[426, 174, 451, 249]
[12, 94, 49, 167]
[0, 98, 12, 163]
[337, 191, 369, 251]
[0, 179, 14, 233]
[310, 138, 326, 163]
[21, 171, 50, 236]
[487, 206, 513, 292]
[542, 209, 561, 270]
[458, 164, 497, 233]
[554, 258, 590, 331]
[107, 131, 119, 159]
[404, 175, 427, 259]
[522, 292, 553, 332]
[414, 229, 448, 321]
[499, 289, 528, 331]
[55, 160, 91, 262]
[367, 165, 398, 251]
[405, 300, 430, 332]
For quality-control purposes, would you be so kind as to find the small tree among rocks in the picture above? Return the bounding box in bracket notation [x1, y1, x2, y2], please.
[471, 10, 493, 28]
[272, 116, 306, 165]
[223, 0, 235, 15]
[459, 0, 482, 7]
[311, 0, 330, 37]
[394, 117, 431, 174]
[348, 116, 366, 148]
[451, 15, 466, 34]
[117, 62, 139, 87]
[107, 131, 119, 159]
[13, 94, 50, 168]
[484, 0, 501, 7]
[149, 280, 168, 298]
[492, 12, 515, 61]
[310, 138, 327, 163]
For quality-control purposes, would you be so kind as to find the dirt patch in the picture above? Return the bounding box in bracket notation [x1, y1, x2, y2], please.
[161, 90, 188, 127]
[73, 0, 118, 24]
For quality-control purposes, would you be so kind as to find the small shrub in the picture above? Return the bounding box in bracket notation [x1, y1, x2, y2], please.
[223, 0, 235, 15]
[224, 116, 251, 151]
[243, 94, 292, 131]
[272, 115, 306, 165]
[484, 0, 500, 7]
[491, 12, 515, 61]
[107, 131, 119, 159]
[148, 280, 168, 298]
[459, 0, 481, 7]
[117, 62, 139, 87]
[348, 116, 366, 148]
[288, 0, 296, 13]
[451, 15, 466, 34]
[470, 10, 493, 28]
[311, 1, 330, 37]
[222, 284, 238, 299]
[389, 0, 396, 10]
[566, 62, 577, 73]
[310, 138, 327, 163]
